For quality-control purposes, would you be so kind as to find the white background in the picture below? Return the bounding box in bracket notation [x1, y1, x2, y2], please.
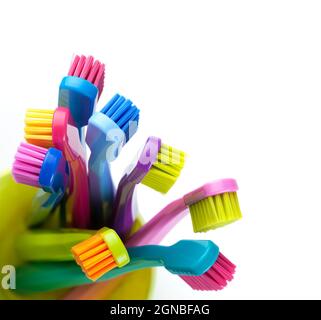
[0, 0, 321, 299]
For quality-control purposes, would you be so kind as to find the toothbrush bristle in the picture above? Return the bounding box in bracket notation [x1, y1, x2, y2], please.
[12, 142, 47, 187]
[189, 192, 242, 233]
[180, 253, 236, 291]
[141, 144, 185, 193]
[100, 94, 140, 142]
[68, 55, 105, 98]
[24, 109, 54, 148]
[71, 234, 117, 281]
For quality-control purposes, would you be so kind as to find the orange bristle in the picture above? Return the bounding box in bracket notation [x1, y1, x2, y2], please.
[71, 234, 117, 281]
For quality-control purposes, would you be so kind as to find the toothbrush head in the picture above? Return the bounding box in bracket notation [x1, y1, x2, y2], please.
[163, 240, 236, 290]
[180, 252, 236, 291]
[59, 55, 105, 129]
[184, 179, 242, 232]
[161, 240, 219, 276]
[86, 94, 140, 161]
[12, 142, 68, 193]
[24, 109, 55, 148]
[140, 137, 185, 193]
[68, 55, 105, 97]
[100, 93, 140, 142]
[71, 227, 130, 281]
[86, 112, 125, 162]
[24, 107, 84, 162]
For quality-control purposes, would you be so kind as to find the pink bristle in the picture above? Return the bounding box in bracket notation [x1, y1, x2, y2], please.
[80, 56, 94, 79]
[86, 60, 100, 83]
[67, 55, 105, 97]
[19, 142, 48, 155]
[94, 63, 105, 98]
[73, 55, 86, 77]
[68, 55, 80, 76]
[180, 252, 236, 291]
[12, 142, 47, 188]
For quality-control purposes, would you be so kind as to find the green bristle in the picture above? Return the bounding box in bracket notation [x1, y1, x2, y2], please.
[141, 144, 185, 194]
[189, 192, 242, 233]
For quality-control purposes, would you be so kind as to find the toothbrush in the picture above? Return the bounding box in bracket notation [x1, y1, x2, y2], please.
[16, 228, 235, 292]
[15, 229, 95, 262]
[86, 94, 140, 227]
[126, 178, 242, 246]
[12, 142, 68, 226]
[15, 239, 224, 293]
[71, 227, 130, 281]
[16, 228, 129, 282]
[112, 136, 185, 238]
[24, 107, 90, 228]
[59, 54, 105, 141]
[66, 178, 241, 298]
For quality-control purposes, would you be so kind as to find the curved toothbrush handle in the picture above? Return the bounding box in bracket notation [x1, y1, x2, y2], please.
[112, 175, 137, 238]
[127, 241, 217, 276]
[28, 189, 64, 227]
[15, 258, 160, 294]
[112, 138, 159, 238]
[126, 198, 188, 246]
[16, 231, 93, 262]
[69, 157, 91, 228]
[88, 154, 114, 228]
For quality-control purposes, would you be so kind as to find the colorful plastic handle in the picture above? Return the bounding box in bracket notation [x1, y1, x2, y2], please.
[15, 240, 217, 293]
[28, 189, 64, 227]
[113, 136, 161, 238]
[86, 112, 125, 227]
[127, 179, 239, 246]
[53, 107, 90, 228]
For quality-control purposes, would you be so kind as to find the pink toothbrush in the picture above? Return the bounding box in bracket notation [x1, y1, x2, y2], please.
[24, 107, 90, 228]
[65, 179, 241, 297]
[126, 178, 241, 246]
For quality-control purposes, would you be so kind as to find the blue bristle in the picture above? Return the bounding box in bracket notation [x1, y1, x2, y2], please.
[121, 108, 139, 140]
[100, 94, 140, 142]
[106, 96, 126, 118]
[112, 99, 133, 123]
[117, 104, 136, 127]
[100, 94, 120, 114]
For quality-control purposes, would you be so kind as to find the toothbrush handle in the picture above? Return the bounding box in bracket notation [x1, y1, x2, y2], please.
[62, 198, 187, 299]
[16, 258, 159, 294]
[126, 198, 188, 246]
[16, 231, 93, 261]
[69, 157, 91, 228]
[112, 175, 137, 238]
[126, 246, 165, 266]
[28, 189, 64, 227]
[88, 154, 114, 228]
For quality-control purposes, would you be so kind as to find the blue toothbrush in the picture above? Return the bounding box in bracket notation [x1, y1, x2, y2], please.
[86, 94, 140, 227]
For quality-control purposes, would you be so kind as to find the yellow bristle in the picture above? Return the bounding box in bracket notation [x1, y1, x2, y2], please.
[24, 109, 54, 148]
[141, 143, 185, 193]
[189, 192, 242, 233]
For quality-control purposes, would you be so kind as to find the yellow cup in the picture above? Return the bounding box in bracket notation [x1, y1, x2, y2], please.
[0, 172, 154, 300]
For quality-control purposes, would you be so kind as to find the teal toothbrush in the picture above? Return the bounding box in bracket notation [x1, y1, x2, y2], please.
[15, 239, 218, 293]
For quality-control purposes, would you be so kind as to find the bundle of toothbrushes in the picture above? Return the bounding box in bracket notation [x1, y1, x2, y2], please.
[10, 54, 242, 298]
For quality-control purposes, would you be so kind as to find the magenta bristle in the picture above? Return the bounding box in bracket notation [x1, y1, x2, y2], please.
[80, 56, 94, 79]
[12, 142, 47, 188]
[73, 55, 86, 77]
[180, 252, 236, 291]
[68, 55, 79, 76]
[67, 55, 105, 97]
